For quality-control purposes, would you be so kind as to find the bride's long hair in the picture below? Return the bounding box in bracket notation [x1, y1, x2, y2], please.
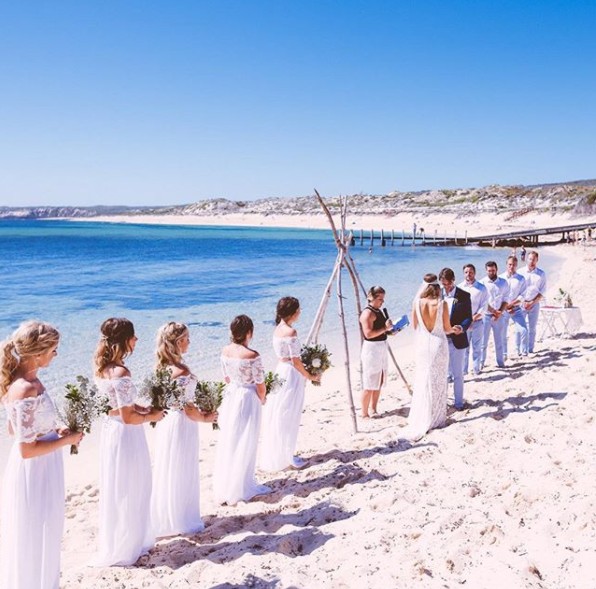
[419, 273, 440, 300]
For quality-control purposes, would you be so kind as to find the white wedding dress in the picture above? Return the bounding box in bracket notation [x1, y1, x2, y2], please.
[401, 299, 449, 441]
[260, 335, 306, 471]
[213, 355, 270, 505]
[151, 374, 205, 537]
[0, 391, 64, 589]
[92, 377, 154, 566]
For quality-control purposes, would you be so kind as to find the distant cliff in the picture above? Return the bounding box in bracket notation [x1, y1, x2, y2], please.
[2, 179, 595, 219]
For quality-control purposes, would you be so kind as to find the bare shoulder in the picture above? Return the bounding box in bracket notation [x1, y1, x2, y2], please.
[7, 379, 39, 401]
[170, 364, 190, 379]
[275, 324, 297, 338]
[106, 364, 131, 379]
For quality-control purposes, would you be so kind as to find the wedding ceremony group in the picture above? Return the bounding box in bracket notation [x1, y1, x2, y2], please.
[0, 244, 548, 588]
[360, 250, 546, 443]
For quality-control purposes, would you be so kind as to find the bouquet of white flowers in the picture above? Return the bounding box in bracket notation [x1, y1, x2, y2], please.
[60, 375, 109, 455]
[194, 380, 225, 430]
[300, 344, 332, 386]
[264, 371, 284, 396]
[139, 368, 184, 427]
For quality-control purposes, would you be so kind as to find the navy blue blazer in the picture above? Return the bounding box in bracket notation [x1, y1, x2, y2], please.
[446, 287, 473, 349]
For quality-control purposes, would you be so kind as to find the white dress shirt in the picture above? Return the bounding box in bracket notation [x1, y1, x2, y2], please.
[457, 280, 488, 315]
[481, 276, 510, 314]
[442, 285, 457, 315]
[500, 271, 527, 304]
[520, 266, 547, 302]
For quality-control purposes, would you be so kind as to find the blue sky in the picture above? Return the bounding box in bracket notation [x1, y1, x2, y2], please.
[1, 0, 594, 207]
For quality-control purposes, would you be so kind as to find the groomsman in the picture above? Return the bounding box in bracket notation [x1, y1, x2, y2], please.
[500, 255, 528, 358]
[480, 261, 509, 368]
[439, 267, 472, 410]
[520, 250, 547, 354]
[458, 264, 488, 375]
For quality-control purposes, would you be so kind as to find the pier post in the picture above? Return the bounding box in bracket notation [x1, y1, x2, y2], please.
[391, 229, 395, 246]
[401, 230, 405, 246]
[381, 229, 386, 247]
[434, 230, 437, 245]
[465, 230, 468, 245]
[359, 229, 364, 245]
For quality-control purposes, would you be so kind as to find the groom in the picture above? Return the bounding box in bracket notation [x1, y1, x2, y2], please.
[439, 267, 473, 410]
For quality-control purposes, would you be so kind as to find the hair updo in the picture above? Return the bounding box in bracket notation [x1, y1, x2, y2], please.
[94, 317, 135, 376]
[155, 322, 189, 368]
[420, 273, 440, 300]
[230, 315, 254, 344]
[275, 297, 300, 325]
[0, 320, 60, 398]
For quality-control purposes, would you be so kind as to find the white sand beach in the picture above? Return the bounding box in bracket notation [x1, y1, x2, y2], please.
[2, 213, 595, 588]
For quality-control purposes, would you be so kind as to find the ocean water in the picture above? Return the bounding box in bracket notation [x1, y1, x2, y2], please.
[0, 219, 559, 421]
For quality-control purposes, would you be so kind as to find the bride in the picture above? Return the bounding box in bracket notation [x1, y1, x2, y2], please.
[401, 274, 462, 441]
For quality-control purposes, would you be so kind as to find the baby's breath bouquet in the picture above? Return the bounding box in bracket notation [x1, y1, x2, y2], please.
[139, 368, 184, 427]
[60, 375, 109, 455]
[264, 371, 285, 396]
[194, 380, 225, 430]
[300, 344, 332, 386]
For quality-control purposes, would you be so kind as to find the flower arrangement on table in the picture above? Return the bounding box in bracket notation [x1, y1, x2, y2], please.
[60, 375, 110, 454]
[194, 380, 225, 430]
[554, 288, 573, 308]
[300, 343, 332, 386]
[264, 371, 284, 396]
[139, 368, 184, 427]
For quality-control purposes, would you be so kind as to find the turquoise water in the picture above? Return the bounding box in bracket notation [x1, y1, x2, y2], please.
[0, 219, 558, 406]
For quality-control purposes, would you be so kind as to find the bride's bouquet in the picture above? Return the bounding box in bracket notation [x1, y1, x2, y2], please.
[300, 344, 332, 386]
[264, 371, 284, 396]
[194, 380, 225, 430]
[60, 375, 109, 455]
[139, 368, 184, 427]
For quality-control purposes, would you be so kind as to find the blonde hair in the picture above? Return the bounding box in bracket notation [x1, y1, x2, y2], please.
[0, 321, 60, 398]
[94, 318, 135, 377]
[155, 322, 189, 369]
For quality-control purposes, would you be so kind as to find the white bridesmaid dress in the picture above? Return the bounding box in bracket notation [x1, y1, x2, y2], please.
[213, 355, 270, 505]
[150, 374, 205, 537]
[260, 335, 306, 471]
[0, 391, 65, 589]
[92, 377, 154, 566]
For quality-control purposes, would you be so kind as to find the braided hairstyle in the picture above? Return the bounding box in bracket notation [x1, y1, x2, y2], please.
[155, 322, 189, 369]
[0, 321, 60, 398]
[93, 318, 135, 377]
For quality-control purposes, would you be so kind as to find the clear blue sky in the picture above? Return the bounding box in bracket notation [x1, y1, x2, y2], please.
[1, 0, 595, 207]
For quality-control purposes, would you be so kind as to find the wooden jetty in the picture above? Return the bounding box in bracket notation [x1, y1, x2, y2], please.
[352, 222, 595, 248]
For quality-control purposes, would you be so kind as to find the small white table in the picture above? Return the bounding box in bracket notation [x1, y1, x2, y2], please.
[539, 306, 583, 339]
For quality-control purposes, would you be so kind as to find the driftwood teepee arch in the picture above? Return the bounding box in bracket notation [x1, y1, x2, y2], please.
[305, 190, 412, 434]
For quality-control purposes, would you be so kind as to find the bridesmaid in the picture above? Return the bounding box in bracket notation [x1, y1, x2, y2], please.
[150, 322, 217, 537]
[260, 297, 319, 472]
[92, 317, 165, 566]
[0, 321, 82, 589]
[213, 314, 271, 505]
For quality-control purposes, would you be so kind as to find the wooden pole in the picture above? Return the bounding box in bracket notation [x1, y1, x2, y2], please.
[336, 248, 358, 433]
[305, 253, 341, 346]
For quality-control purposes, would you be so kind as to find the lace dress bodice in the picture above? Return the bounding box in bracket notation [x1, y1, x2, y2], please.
[272, 335, 302, 359]
[4, 391, 58, 443]
[220, 355, 265, 386]
[95, 377, 137, 410]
